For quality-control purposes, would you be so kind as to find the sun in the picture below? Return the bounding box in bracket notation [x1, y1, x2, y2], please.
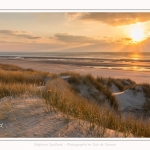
[129, 24, 145, 42]
[130, 28, 144, 42]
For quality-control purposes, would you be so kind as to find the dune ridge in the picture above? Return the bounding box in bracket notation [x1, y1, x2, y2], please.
[0, 63, 150, 137]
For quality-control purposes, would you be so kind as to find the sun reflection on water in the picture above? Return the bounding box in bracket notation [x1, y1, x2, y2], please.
[133, 57, 138, 60]
[130, 53, 141, 60]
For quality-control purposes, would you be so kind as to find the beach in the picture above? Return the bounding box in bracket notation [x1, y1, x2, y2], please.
[0, 59, 150, 137]
[1, 12, 150, 139]
[0, 56, 150, 84]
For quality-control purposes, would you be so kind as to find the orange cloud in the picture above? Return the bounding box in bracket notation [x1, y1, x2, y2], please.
[67, 13, 150, 26]
[54, 33, 103, 43]
[0, 30, 41, 39]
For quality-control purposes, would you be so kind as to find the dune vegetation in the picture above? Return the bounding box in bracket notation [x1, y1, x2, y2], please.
[0, 64, 150, 137]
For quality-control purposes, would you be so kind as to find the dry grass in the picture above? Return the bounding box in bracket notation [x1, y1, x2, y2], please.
[83, 74, 118, 110]
[0, 63, 24, 71]
[141, 83, 150, 99]
[0, 63, 49, 99]
[62, 73, 118, 110]
[97, 76, 136, 91]
[139, 83, 150, 115]
[42, 77, 150, 137]
[0, 69, 48, 85]
[60, 71, 80, 77]
[1, 64, 150, 137]
[0, 83, 38, 99]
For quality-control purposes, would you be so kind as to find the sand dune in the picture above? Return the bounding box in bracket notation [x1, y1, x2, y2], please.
[113, 87, 146, 113]
[0, 95, 130, 137]
[0, 63, 149, 137]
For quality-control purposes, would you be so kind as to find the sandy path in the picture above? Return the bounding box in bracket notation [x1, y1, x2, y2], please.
[0, 96, 90, 137]
[0, 95, 130, 138]
[0, 58, 149, 84]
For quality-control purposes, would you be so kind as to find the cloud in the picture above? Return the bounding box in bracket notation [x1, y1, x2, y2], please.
[67, 13, 150, 26]
[1, 35, 150, 52]
[0, 30, 41, 39]
[54, 33, 102, 43]
[0, 40, 8, 43]
[0, 40, 65, 52]
[66, 13, 84, 20]
[123, 38, 132, 41]
[54, 33, 135, 48]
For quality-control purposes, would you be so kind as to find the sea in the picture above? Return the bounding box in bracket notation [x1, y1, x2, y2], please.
[0, 52, 150, 72]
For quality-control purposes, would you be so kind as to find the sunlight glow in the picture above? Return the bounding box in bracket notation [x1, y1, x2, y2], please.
[133, 57, 139, 60]
[129, 24, 145, 42]
[130, 53, 141, 60]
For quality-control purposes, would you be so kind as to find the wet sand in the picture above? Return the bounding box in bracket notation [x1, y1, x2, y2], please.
[0, 57, 150, 84]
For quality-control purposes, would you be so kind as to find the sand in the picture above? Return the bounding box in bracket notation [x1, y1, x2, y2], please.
[0, 62, 144, 137]
[113, 87, 145, 112]
[0, 57, 150, 84]
[0, 95, 130, 137]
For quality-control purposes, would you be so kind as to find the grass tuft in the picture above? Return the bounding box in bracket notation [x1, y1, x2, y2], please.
[42, 77, 150, 137]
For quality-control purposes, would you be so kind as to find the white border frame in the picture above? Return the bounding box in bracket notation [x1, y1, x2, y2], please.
[0, 8, 150, 150]
[1, 0, 150, 9]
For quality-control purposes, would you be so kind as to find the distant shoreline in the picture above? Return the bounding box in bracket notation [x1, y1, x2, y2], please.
[0, 57, 150, 84]
[1, 55, 150, 62]
[0, 56, 150, 72]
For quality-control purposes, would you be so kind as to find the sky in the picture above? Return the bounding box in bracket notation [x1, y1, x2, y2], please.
[1, 12, 150, 52]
